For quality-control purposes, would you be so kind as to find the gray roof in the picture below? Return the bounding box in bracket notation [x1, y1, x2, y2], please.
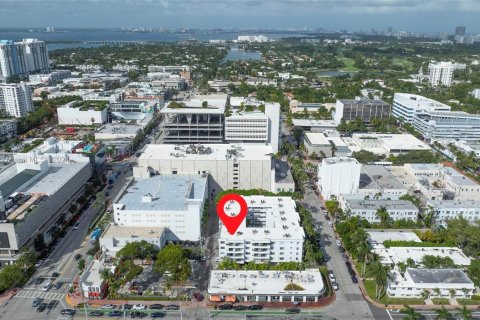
[360, 165, 406, 191]
[274, 159, 294, 184]
[0, 169, 40, 198]
[116, 175, 207, 211]
[345, 198, 418, 211]
[408, 268, 473, 285]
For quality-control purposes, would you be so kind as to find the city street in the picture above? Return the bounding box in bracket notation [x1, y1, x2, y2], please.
[0, 168, 132, 320]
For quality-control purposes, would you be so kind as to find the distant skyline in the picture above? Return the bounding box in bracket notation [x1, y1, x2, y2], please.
[1, 0, 480, 34]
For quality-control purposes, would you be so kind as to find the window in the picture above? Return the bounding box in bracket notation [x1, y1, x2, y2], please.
[172, 170, 177, 174]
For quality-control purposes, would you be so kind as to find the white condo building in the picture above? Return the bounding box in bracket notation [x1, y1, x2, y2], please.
[413, 110, 480, 141]
[218, 196, 304, 264]
[134, 144, 274, 192]
[0, 120, 17, 140]
[429, 62, 455, 87]
[112, 175, 207, 242]
[0, 82, 33, 117]
[428, 199, 480, 226]
[318, 157, 361, 199]
[392, 93, 451, 123]
[0, 39, 49, 79]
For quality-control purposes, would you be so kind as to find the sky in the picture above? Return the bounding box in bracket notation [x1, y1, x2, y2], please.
[1, 0, 480, 33]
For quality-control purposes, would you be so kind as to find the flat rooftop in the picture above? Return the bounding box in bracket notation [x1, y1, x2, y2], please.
[367, 231, 421, 248]
[305, 132, 330, 146]
[360, 165, 406, 191]
[274, 159, 294, 184]
[344, 198, 418, 211]
[138, 144, 273, 162]
[394, 93, 451, 111]
[339, 98, 389, 105]
[322, 157, 358, 165]
[116, 175, 207, 211]
[353, 133, 430, 152]
[428, 199, 480, 209]
[96, 124, 142, 136]
[219, 196, 304, 241]
[161, 94, 227, 114]
[374, 247, 471, 266]
[208, 269, 324, 296]
[407, 163, 443, 171]
[408, 268, 473, 285]
[291, 119, 337, 128]
[101, 223, 166, 239]
[81, 259, 104, 287]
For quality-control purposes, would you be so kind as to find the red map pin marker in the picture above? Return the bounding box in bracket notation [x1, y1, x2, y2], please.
[216, 193, 248, 235]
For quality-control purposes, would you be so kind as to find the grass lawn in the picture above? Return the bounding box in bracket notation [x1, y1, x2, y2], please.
[432, 298, 450, 305]
[364, 280, 425, 306]
[364, 280, 387, 304]
[337, 57, 358, 72]
[457, 299, 480, 305]
[392, 57, 414, 69]
[388, 297, 426, 305]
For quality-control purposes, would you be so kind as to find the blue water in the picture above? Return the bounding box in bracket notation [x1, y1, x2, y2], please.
[223, 45, 262, 62]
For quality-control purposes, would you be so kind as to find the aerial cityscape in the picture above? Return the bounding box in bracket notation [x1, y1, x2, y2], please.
[1, 1, 480, 320]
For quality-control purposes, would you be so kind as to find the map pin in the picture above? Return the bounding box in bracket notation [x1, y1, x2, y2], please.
[216, 193, 248, 235]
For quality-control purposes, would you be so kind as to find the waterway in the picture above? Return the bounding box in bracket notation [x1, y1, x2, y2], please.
[222, 45, 262, 62]
[317, 70, 358, 77]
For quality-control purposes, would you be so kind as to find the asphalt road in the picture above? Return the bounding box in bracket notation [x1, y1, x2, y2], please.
[0, 168, 132, 320]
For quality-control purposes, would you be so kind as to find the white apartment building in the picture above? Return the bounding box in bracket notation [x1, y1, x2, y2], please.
[208, 269, 325, 303]
[471, 89, 480, 99]
[388, 269, 475, 299]
[428, 199, 480, 226]
[237, 35, 268, 43]
[100, 224, 166, 255]
[374, 246, 471, 267]
[218, 196, 304, 264]
[413, 110, 480, 141]
[28, 70, 71, 85]
[318, 157, 361, 199]
[134, 144, 274, 192]
[0, 120, 17, 140]
[57, 101, 108, 125]
[359, 165, 408, 199]
[339, 196, 419, 223]
[225, 99, 280, 153]
[113, 175, 207, 242]
[349, 133, 430, 156]
[0, 39, 49, 79]
[392, 93, 451, 123]
[0, 82, 33, 118]
[428, 61, 465, 87]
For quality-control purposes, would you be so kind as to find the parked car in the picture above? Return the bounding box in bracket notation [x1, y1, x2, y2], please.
[286, 307, 301, 314]
[60, 309, 76, 315]
[130, 311, 147, 318]
[351, 275, 358, 283]
[74, 254, 82, 261]
[234, 305, 247, 311]
[36, 303, 47, 312]
[218, 304, 233, 310]
[133, 304, 147, 310]
[101, 304, 115, 309]
[335, 239, 341, 246]
[32, 297, 43, 307]
[165, 304, 179, 310]
[122, 304, 133, 310]
[150, 312, 166, 318]
[328, 221, 333, 227]
[149, 304, 164, 310]
[34, 277, 44, 285]
[89, 311, 104, 316]
[47, 300, 58, 310]
[35, 260, 45, 268]
[248, 305, 263, 310]
[51, 272, 60, 278]
[108, 311, 123, 317]
[193, 292, 204, 301]
[73, 222, 80, 230]
[328, 273, 336, 282]
[333, 283, 339, 291]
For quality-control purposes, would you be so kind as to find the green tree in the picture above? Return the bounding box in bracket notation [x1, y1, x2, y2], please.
[456, 304, 472, 320]
[402, 305, 422, 320]
[466, 259, 480, 286]
[351, 150, 382, 164]
[127, 70, 139, 81]
[93, 192, 106, 210]
[375, 206, 391, 228]
[435, 306, 452, 320]
[78, 259, 86, 272]
[367, 260, 389, 300]
[154, 244, 191, 283]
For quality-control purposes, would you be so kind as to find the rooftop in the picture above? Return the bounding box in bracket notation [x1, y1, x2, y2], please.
[96, 124, 142, 137]
[367, 231, 421, 249]
[305, 133, 330, 146]
[273, 159, 294, 184]
[394, 93, 451, 111]
[115, 175, 207, 212]
[374, 247, 471, 266]
[291, 119, 337, 128]
[408, 268, 473, 285]
[344, 197, 418, 211]
[161, 94, 227, 114]
[101, 223, 166, 239]
[428, 199, 480, 209]
[360, 165, 406, 191]
[219, 196, 304, 241]
[338, 98, 389, 105]
[138, 144, 273, 162]
[208, 269, 324, 296]
[322, 157, 358, 165]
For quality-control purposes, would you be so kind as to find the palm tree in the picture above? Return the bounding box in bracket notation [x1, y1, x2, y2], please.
[406, 258, 416, 268]
[456, 304, 472, 320]
[93, 191, 106, 210]
[420, 289, 430, 302]
[367, 260, 388, 300]
[433, 288, 441, 297]
[402, 305, 422, 320]
[448, 288, 456, 299]
[435, 306, 452, 320]
[397, 262, 407, 277]
[375, 206, 391, 227]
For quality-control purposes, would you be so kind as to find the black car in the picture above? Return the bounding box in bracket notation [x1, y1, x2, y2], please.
[249, 305, 263, 310]
[234, 305, 247, 311]
[54, 282, 62, 290]
[60, 309, 76, 315]
[351, 275, 358, 283]
[193, 292, 204, 301]
[32, 297, 43, 307]
[165, 304, 180, 310]
[123, 304, 133, 310]
[151, 312, 166, 318]
[109, 310, 123, 317]
[131, 311, 147, 318]
[51, 272, 60, 278]
[89, 311, 104, 316]
[34, 277, 45, 285]
[47, 300, 58, 310]
[36, 303, 47, 312]
[286, 307, 301, 314]
[149, 304, 164, 310]
[218, 304, 233, 310]
[345, 261, 352, 268]
[74, 254, 82, 261]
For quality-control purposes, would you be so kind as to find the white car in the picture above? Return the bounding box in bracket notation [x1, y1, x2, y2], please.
[332, 283, 339, 291]
[132, 304, 146, 310]
[335, 239, 342, 246]
[101, 304, 114, 309]
[328, 221, 333, 227]
[42, 282, 52, 292]
[35, 259, 45, 269]
[328, 273, 336, 282]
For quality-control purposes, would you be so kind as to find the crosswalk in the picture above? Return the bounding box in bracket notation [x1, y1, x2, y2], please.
[14, 290, 64, 300]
